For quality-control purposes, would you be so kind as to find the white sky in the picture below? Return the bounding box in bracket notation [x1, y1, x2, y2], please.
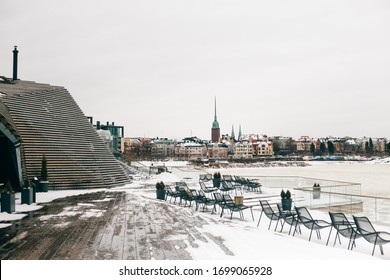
[1, 0, 390, 140]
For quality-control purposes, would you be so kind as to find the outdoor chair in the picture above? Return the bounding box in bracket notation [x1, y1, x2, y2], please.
[174, 185, 186, 206]
[212, 192, 225, 214]
[295, 206, 332, 242]
[176, 181, 197, 196]
[276, 203, 300, 235]
[232, 176, 261, 193]
[165, 185, 181, 204]
[328, 212, 362, 250]
[183, 189, 197, 208]
[199, 181, 218, 193]
[222, 175, 234, 182]
[175, 184, 196, 207]
[244, 178, 262, 193]
[257, 200, 282, 230]
[220, 175, 237, 186]
[176, 181, 190, 190]
[195, 190, 215, 212]
[353, 215, 390, 256]
[230, 175, 244, 187]
[199, 174, 212, 182]
[232, 176, 245, 185]
[221, 194, 254, 220]
[219, 180, 237, 194]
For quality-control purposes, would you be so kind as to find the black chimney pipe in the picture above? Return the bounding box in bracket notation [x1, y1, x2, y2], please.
[13, 46, 19, 81]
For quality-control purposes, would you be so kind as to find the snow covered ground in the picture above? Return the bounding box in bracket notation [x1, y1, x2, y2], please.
[2, 160, 390, 279]
[2, 161, 390, 260]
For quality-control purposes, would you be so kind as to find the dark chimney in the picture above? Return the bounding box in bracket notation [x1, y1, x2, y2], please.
[13, 46, 19, 81]
[97, 121, 101, 130]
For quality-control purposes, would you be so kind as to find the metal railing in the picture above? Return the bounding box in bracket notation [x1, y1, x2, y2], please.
[136, 164, 390, 225]
[130, 161, 154, 176]
[243, 175, 390, 225]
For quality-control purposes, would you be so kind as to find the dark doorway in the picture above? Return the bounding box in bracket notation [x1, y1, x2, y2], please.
[0, 131, 20, 190]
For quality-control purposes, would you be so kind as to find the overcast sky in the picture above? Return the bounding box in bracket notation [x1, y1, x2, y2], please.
[1, 0, 390, 140]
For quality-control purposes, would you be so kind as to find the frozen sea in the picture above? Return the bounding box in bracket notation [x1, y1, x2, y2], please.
[152, 160, 390, 197]
[167, 160, 390, 225]
[198, 161, 390, 198]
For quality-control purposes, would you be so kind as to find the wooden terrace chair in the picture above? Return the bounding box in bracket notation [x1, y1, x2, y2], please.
[353, 215, 390, 256]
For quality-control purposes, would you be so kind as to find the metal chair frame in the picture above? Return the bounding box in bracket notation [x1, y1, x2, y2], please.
[199, 181, 218, 193]
[328, 212, 361, 250]
[195, 190, 215, 211]
[221, 194, 254, 221]
[258, 200, 281, 230]
[353, 215, 390, 256]
[295, 206, 332, 242]
[276, 203, 300, 235]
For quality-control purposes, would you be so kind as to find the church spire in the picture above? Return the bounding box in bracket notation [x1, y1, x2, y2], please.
[231, 125, 235, 140]
[214, 96, 217, 121]
[212, 96, 219, 129]
[211, 96, 220, 142]
[238, 124, 242, 140]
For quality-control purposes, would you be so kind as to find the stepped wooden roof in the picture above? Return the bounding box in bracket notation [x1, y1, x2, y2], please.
[0, 79, 130, 189]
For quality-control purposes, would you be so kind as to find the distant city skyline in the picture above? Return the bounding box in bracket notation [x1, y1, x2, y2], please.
[1, 0, 389, 140]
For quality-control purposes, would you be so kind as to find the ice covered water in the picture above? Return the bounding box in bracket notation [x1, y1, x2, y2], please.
[171, 160, 390, 224]
[200, 161, 390, 197]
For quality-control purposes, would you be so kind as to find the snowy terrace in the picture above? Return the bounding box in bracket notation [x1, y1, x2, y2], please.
[1, 165, 390, 264]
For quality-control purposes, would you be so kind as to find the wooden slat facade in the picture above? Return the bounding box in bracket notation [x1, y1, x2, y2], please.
[0, 80, 130, 189]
